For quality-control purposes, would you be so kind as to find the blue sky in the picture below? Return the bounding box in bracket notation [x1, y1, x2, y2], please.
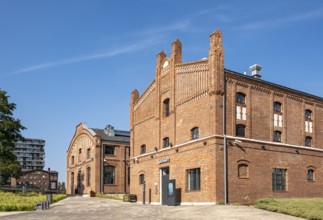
[1, 0, 323, 183]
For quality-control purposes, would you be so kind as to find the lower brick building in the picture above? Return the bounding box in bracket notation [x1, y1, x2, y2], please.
[12, 168, 58, 193]
[129, 29, 323, 205]
[66, 123, 130, 195]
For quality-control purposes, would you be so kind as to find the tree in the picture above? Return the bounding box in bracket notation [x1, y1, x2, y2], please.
[0, 89, 26, 184]
[58, 182, 66, 191]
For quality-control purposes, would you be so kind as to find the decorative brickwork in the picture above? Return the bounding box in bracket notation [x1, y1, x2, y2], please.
[130, 29, 323, 205]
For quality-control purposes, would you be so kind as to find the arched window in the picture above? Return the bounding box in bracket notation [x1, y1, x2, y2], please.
[236, 93, 246, 104]
[274, 131, 282, 142]
[163, 137, 170, 148]
[139, 174, 145, 184]
[236, 124, 246, 137]
[163, 98, 170, 117]
[305, 136, 312, 147]
[273, 102, 282, 113]
[307, 169, 314, 181]
[87, 167, 91, 186]
[191, 127, 199, 140]
[140, 145, 146, 154]
[238, 164, 249, 178]
[104, 166, 115, 184]
[71, 156, 74, 165]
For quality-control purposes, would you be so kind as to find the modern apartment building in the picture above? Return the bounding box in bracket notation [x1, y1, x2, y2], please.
[130, 29, 323, 205]
[13, 138, 45, 171]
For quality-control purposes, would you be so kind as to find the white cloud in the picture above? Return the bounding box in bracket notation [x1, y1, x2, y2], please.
[7, 39, 160, 76]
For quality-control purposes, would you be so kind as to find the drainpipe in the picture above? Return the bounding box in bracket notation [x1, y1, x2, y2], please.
[124, 146, 130, 194]
[100, 139, 104, 193]
[223, 72, 228, 205]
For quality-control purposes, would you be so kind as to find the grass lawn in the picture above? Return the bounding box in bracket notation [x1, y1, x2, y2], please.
[0, 191, 67, 211]
[255, 198, 323, 220]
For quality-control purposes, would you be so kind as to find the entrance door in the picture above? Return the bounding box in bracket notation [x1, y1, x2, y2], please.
[161, 167, 169, 205]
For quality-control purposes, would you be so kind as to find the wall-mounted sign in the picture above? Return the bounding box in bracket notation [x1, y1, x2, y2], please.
[158, 158, 170, 165]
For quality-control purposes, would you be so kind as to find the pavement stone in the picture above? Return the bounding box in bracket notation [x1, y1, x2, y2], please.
[0, 196, 305, 220]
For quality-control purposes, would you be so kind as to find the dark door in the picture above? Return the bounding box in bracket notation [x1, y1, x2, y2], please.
[161, 167, 169, 205]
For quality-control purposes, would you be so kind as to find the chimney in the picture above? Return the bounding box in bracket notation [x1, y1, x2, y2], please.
[249, 64, 262, 79]
[104, 125, 115, 136]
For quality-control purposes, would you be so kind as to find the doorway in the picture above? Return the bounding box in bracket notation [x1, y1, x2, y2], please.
[160, 167, 169, 205]
[71, 172, 74, 194]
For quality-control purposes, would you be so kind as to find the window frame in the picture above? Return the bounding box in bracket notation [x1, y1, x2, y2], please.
[307, 169, 314, 181]
[305, 136, 312, 147]
[86, 167, 91, 186]
[104, 165, 115, 185]
[274, 131, 282, 142]
[186, 168, 201, 191]
[236, 124, 246, 137]
[236, 93, 246, 104]
[163, 98, 170, 117]
[305, 109, 312, 120]
[162, 137, 170, 148]
[105, 145, 115, 155]
[139, 174, 145, 185]
[140, 145, 146, 154]
[238, 164, 249, 179]
[272, 168, 287, 191]
[273, 102, 282, 113]
[191, 127, 199, 140]
[87, 148, 91, 159]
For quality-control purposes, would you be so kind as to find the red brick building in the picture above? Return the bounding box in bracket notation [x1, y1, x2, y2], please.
[12, 169, 58, 193]
[66, 123, 130, 195]
[130, 29, 323, 204]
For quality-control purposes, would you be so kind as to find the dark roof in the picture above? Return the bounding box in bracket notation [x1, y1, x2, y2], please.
[225, 69, 323, 102]
[22, 169, 58, 175]
[91, 128, 130, 143]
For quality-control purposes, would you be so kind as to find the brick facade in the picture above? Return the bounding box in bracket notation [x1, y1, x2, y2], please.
[13, 169, 58, 192]
[66, 123, 130, 195]
[130, 29, 323, 204]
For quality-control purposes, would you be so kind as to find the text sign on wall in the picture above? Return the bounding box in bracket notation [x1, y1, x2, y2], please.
[158, 158, 170, 165]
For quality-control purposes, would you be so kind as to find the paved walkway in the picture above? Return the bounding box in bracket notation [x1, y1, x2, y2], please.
[0, 196, 304, 220]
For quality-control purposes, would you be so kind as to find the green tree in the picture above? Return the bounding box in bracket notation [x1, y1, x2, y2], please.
[0, 89, 26, 184]
[58, 182, 66, 191]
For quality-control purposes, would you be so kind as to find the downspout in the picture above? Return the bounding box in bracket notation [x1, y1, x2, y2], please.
[124, 146, 130, 194]
[223, 72, 228, 204]
[101, 140, 104, 193]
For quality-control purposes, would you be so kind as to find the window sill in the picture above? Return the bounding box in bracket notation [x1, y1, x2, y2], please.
[104, 184, 117, 186]
[238, 177, 249, 179]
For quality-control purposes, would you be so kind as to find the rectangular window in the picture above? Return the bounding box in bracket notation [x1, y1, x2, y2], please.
[187, 168, 200, 191]
[274, 114, 283, 127]
[272, 168, 286, 191]
[236, 106, 247, 121]
[104, 166, 115, 184]
[87, 148, 91, 159]
[105, 145, 115, 155]
[305, 121, 313, 133]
